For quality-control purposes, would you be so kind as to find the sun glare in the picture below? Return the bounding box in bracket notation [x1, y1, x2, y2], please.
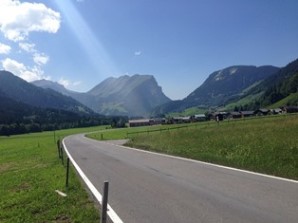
[53, 0, 119, 77]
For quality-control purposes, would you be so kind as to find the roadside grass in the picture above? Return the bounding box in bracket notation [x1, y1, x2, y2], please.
[0, 126, 106, 223]
[89, 115, 298, 180]
[88, 122, 202, 140]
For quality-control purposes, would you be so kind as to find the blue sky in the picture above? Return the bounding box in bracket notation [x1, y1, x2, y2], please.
[0, 0, 298, 100]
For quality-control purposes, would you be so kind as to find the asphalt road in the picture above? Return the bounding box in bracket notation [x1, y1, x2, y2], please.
[64, 134, 298, 223]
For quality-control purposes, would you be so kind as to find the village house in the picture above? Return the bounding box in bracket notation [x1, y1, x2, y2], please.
[241, 111, 255, 118]
[229, 111, 241, 119]
[128, 118, 166, 127]
[212, 112, 228, 121]
[281, 106, 298, 113]
[270, 108, 283, 114]
[254, 108, 270, 116]
[229, 111, 255, 119]
[128, 119, 153, 127]
[171, 116, 192, 124]
[194, 114, 206, 121]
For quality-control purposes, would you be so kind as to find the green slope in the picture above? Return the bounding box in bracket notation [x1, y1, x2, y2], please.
[268, 92, 298, 108]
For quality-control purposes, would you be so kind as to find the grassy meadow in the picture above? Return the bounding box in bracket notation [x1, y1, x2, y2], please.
[89, 114, 298, 180]
[0, 126, 107, 223]
[3, 115, 296, 222]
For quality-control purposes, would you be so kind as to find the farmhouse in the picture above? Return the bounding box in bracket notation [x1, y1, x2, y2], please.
[281, 106, 298, 113]
[128, 118, 166, 127]
[241, 111, 255, 117]
[194, 114, 206, 121]
[254, 109, 270, 116]
[229, 111, 255, 119]
[229, 111, 241, 119]
[172, 116, 192, 124]
[270, 108, 283, 114]
[151, 118, 166, 125]
[129, 119, 153, 127]
[213, 112, 228, 121]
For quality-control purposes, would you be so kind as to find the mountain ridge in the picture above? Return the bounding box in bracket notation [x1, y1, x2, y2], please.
[0, 70, 93, 114]
[152, 65, 280, 115]
[229, 58, 298, 109]
[21, 58, 298, 117]
[33, 74, 171, 117]
[184, 65, 279, 107]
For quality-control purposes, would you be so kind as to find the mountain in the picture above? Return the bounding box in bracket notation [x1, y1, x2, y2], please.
[0, 89, 113, 136]
[0, 89, 80, 126]
[0, 71, 125, 136]
[184, 65, 279, 107]
[33, 74, 171, 117]
[153, 65, 279, 115]
[231, 58, 298, 109]
[32, 79, 73, 96]
[87, 75, 171, 116]
[0, 70, 93, 114]
[0, 89, 34, 124]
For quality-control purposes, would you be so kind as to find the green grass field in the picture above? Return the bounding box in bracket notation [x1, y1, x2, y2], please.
[0, 126, 107, 223]
[2, 115, 297, 222]
[89, 114, 298, 180]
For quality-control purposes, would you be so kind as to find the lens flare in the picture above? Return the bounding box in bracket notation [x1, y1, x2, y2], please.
[53, 0, 119, 77]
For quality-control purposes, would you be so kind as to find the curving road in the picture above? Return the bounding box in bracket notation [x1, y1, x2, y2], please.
[64, 134, 298, 223]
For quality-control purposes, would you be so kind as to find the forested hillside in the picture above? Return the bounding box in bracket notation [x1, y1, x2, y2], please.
[232, 58, 298, 109]
[0, 71, 92, 114]
[0, 71, 127, 136]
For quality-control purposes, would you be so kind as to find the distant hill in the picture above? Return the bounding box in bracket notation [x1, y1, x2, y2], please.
[230, 58, 298, 109]
[29, 57, 298, 118]
[0, 90, 113, 135]
[0, 71, 127, 135]
[153, 65, 279, 115]
[87, 75, 171, 116]
[0, 89, 83, 126]
[32, 79, 74, 96]
[0, 70, 92, 114]
[33, 74, 171, 117]
[184, 65, 279, 107]
[268, 93, 298, 109]
[0, 89, 34, 124]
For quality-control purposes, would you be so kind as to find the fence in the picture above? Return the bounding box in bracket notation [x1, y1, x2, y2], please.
[124, 113, 298, 138]
[126, 124, 190, 137]
[57, 138, 123, 223]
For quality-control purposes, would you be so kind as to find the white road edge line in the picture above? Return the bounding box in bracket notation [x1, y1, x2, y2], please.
[103, 140, 298, 184]
[62, 138, 124, 223]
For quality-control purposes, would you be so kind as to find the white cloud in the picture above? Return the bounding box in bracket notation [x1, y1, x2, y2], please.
[0, 42, 11, 54]
[0, 0, 61, 42]
[134, 51, 142, 56]
[58, 78, 70, 87]
[2, 58, 26, 75]
[2, 58, 50, 82]
[19, 43, 49, 66]
[33, 53, 49, 65]
[58, 77, 81, 89]
[19, 42, 36, 53]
